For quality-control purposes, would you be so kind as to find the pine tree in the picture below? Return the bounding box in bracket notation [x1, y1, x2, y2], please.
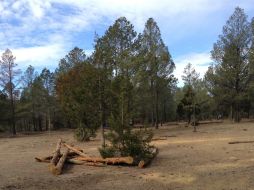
[0, 49, 21, 135]
[56, 47, 86, 74]
[0, 90, 8, 131]
[97, 18, 155, 161]
[209, 7, 252, 122]
[40, 68, 55, 131]
[140, 18, 175, 128]
[182, 63, 200, 87]
[93, 17, 137, 146]
[56, 53, 100, 141]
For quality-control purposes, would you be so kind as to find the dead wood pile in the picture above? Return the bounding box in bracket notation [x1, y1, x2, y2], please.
[35, 139, 158, 175]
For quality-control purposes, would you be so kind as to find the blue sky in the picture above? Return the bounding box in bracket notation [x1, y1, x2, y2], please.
[0, 0, 254, 85]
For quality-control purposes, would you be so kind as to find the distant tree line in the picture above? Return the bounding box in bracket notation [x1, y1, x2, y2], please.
[0, 7, 254, 137]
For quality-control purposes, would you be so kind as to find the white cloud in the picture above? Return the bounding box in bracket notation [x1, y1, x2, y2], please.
[46, 0, 226, 32]
[0, 44, 94, 72]
[14, 44, 62, 62]
[1, 44, 66, 70]
[3, 0, 253, 48]
[27, 0, 50, 19]
[1, 1, 253, 40]
[174, 52, 213, 86]
[0, 0, 253, 76]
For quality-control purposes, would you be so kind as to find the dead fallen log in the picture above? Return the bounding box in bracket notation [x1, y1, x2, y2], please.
[161, 135, 177, 138]
[152, 135, 177, 141]
[36, 156, 133, 166]
[35, 151, 82, 163]
[75, 156, 134, 165]
[36, 155, 133, 165]
[50, 139, 62, 165]
[67, 159, 105, 167]
[198, 120, 223, 125]
[152, 138, 167, 141]
[85, 162, 105, 167]
[35, 156, 51, 163]
[228, 140, 254, 144]
[68, 159, 105, 167]
[63, 143, 88, 157]
[36, 140, 158, 175]
[138, 147, 158, 168]
[61, 147, 84, 155]
[67, 158, 85, 165]
[50, 148, 70, 175]
[35, 157, 83, 165]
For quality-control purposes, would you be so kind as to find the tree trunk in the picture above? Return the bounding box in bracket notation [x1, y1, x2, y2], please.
[35, 150, 85, 163]
[155, 88, 159, 129]
[193, 104, 197, 132]
[46, 109, 51, 131]
[121, 92, 124, 128]
[50, 139, 62, 165]
[234, 103, 240, 123]
[63, 143, 134, 165]
[10, 94, 16, 135]
[188, 109, 191, 125]
[230, 104, 233, 121]
[163, 100, 167, 123]
[138, 147, 158, 168]
[99, 76, 105, 147]
[38, 116, 42, 131]
[45, 115, 48, 131]
[101, 123, 105, 147]
[36, 157, 84, 165]
[33, 117, 36, 131]
[151, 109, 154, 126]
[35, 156, 52, 163]
[63, 143, 88, 157]
[48, 109, 51, 131]
[50, 148, 69, 175]
[151, 79, 155, 127]
[75, 156, 134, 165]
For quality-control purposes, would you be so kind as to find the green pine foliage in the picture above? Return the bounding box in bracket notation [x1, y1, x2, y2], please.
[99, 117, 154, 162]
[207, 7, 252, 122]
[56, 61, 101, 141]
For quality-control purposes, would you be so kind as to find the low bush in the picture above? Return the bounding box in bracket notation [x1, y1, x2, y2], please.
[74, 127, 96, 141]
[99, 126, 155, 163]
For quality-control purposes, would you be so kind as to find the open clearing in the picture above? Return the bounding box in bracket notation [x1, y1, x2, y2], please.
[1, 122, 254, 190]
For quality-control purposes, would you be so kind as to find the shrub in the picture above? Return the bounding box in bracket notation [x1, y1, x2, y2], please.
[98, 146, 117, 158]
[74, 127, 96, 142]
[99, 119, 154, 163]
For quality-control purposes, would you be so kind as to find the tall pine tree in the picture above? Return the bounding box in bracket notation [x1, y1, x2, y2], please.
[140, 18, 175, 128]
[209, 7, 252, 122]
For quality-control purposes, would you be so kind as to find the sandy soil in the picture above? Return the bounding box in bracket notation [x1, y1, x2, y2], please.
[1, 122, 254, 190]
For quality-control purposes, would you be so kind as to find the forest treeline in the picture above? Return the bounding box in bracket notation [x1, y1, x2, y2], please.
[0, 7, 254, 136]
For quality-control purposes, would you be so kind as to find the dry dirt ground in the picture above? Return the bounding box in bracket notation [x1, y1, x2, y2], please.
[1, 122, 254, 190]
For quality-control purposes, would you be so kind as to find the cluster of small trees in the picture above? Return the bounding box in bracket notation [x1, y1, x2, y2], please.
[177, 7, 254, 125]
[56, 17, 176, 144]
[0, 7, 254, 138]
[0, 51, 58, 134]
